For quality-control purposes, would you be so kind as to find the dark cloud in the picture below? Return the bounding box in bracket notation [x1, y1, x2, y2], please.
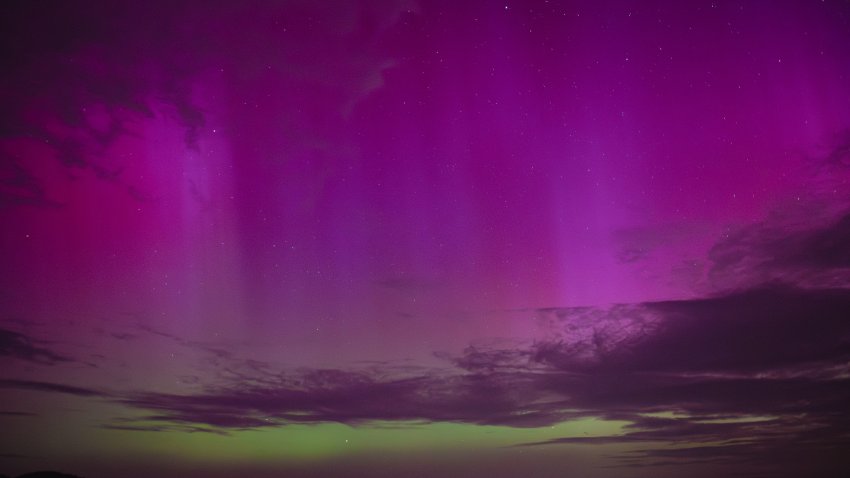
[613, 135, 850, 295]
[707, 210, 850, 289]
[0, 411, 37, 417]
[514, 286, 850, 475]
[125, 289, 849, 422]
[823, 129, 850, 169]
[630, 435, 850, 478]
[0, 328, 72, 365]
[779, 212, 850, 268]
[0, 162, 62, 208]
[1, 286, 839, 473]
[704, 135, 850, 292]
[115, 368, 578, 430]
[612, 225, 689, 264]
[100, 423, 227, 436]
[95, 283, 850, 474]
[523, 411, 833, 448]
[446, 344, 534, 372]
[597, 285, 850, 374]
[0, 379, 104, 397]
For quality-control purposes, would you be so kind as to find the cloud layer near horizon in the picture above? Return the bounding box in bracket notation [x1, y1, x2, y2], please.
[4, 283, 848, 474]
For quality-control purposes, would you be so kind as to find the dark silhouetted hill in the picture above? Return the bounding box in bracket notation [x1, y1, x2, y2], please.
[16, 472, 83, 478]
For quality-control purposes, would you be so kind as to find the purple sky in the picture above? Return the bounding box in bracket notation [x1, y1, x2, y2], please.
[2, 1, 850, 477]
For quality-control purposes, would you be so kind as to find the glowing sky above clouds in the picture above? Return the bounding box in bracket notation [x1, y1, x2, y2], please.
[2, 1, 850, 477]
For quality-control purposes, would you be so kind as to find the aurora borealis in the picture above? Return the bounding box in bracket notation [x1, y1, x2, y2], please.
[2, 0, 850, 476]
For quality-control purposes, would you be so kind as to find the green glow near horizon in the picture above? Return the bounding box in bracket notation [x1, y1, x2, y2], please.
[76, 417, 629, 464]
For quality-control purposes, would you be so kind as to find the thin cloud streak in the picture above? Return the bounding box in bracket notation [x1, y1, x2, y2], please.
[0, 328, 73, 365]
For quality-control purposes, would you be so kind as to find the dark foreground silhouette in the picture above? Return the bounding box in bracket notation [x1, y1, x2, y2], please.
[14, 472, 83, 478]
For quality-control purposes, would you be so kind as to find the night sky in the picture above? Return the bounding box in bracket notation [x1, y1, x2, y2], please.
[2, 1, 850, 477]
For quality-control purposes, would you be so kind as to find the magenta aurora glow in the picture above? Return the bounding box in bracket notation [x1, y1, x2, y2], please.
[2, 1, 850, 477]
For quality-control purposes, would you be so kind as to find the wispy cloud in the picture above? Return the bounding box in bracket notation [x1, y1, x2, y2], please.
[0, 379, 104, 397]
[0, 328, 73, 365]
[0, 0, 416, 206]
